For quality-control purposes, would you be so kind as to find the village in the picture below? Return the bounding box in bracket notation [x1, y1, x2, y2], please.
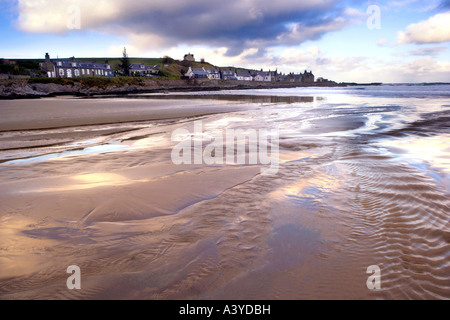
[181, 53, 321, 83]
[1, 51, 333, 85]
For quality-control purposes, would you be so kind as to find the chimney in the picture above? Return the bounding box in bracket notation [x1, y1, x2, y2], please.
[45, 53, 50, 61]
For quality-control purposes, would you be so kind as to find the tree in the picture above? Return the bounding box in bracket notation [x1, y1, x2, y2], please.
[119, 47, 131, 76]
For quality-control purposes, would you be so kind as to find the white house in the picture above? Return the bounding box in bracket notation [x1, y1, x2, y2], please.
[254, 71, 272, 82]
[236, 72, 253, 81]
[185, 67, 220, 80]
[204, 68, 221, 80]
[220, 70, 237, 80]
[41, 53, 113, 78]
[129, 64, 159, 76]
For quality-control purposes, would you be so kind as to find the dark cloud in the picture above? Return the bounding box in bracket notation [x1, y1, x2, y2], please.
[439, 0, 450, 9]
[107, 0, 351, 55]
[17, 0, 357, 56]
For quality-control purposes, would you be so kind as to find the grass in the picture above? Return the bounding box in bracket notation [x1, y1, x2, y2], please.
[0, 60, 42, 76]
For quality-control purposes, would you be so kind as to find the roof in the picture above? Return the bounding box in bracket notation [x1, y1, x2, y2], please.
[52, 60, 110, 69]
[236, 72, 252, 77]
[189, 68, 218, 75]
[130, 64, 145, 70]
[193, 71, 210, 76]
[191, 68, 206, 73]
[130, 64, 156, 71]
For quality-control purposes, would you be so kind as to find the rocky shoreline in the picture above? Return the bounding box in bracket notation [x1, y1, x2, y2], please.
[0, 78, 373, 99]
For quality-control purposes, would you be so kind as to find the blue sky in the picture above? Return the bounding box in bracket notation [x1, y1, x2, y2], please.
[1, 0, 449, 82]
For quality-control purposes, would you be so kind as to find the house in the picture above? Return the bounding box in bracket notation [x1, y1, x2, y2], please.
[185, 67, 209, 79]
[287, 70, 315, 83]
[184, 53, 195, 62]
[316, 77, 335, 84]
[302, 70, 315, 83]
[185, 67, 220, 80]
[269, 70, 278, 81]
[204, 68, 221, 80]
[129, 63, 159, 76]
[276, 73, 288, 82]
[41, 53, 113, 78]
[287, 73, 302, 82]
[254, 71, 272, 82]
[236, 72, 253, 81]
[220, 70, 237, 80]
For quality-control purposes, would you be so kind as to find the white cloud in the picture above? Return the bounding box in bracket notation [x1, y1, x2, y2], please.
[401, 57, 450, 74]
[343, 7, 370, 24]
[260, 45, 450, 83]
[409, 46, 448, 56]
[397, 12, 450, 44]
[17, 0, 120, 33]
[377, 38, 388, 47]
[276, 17, 348, 45]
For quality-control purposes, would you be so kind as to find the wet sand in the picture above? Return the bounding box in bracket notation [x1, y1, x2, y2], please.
[0, 87, 449, 300]
[0, 96, 251, 131]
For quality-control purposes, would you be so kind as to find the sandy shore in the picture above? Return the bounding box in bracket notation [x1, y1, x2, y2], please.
[0, 96, 267, 299]
[0, 96, 253, 131]
[0, 88, 449, 300]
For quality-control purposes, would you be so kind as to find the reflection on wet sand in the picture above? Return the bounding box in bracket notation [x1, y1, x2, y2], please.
[0, 86, 449, 300]
[112, 93, 316, 104]
[24, 173, 145, 193]
[381, 134, 450, 174]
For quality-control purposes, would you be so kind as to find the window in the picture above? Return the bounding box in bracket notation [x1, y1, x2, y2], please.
[59, 69, 65, 76]
[72, 62, 77, 67]
[87, 69, 90, 75]
[82, 69, 85, 75]
[74, 69, 80, 77]
[57, 62, 62, 67]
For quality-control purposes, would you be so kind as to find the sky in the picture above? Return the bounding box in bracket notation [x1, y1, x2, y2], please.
[1, 0, 449, 83]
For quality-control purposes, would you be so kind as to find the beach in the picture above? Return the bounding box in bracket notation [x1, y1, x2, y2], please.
[0, 85, 449, 300]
